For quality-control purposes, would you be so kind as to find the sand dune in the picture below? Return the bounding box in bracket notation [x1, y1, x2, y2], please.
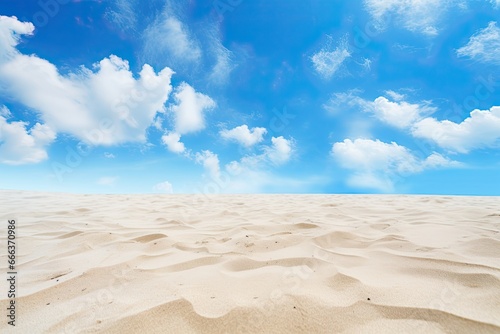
[1, 191, 499, 333]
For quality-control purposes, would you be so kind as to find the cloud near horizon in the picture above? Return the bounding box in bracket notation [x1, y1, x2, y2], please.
[332, 138, 460, 192]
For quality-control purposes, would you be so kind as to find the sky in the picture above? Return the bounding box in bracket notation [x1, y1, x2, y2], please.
[0, 0, 499, 195]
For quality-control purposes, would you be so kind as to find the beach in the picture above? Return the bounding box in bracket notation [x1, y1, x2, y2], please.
[0, 191, 499, 333]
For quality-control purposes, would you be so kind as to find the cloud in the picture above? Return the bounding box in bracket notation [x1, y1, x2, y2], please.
[330, 90, 500, 155]
[311, 37, 350, 79]
[227, 136, 294, 169]
[265, 136, 293, 165]
[359, 58, 372, 71]
[326, 90, 436, 129]
[169, 82, 216, 135]
[97, 176, 118, 186]
[0, 15, 35, 58]
[104, 0, 137, 35]
[162, 132, 185, 153]
[153, 181, 174, 193]
[142, 13, 202, 67]
[220, 167, 322, 193]
[385, 90, 405, 101]
[0, 16, 174, 147]
[186, 136, 296, 193]
[195, 150, 220, 179]
[457, 22, 500, 65]
[411, 106, 500, 153]
[220, 125, 267, 147]
[332, 138, 458, 192]
[207, 27, 235, 85]
[0, 105, 11, 118]
[363, 0, 452, 35]
[323, 89, 365, 114]
[104, 152, 115, 159]
[0, 116, 56, 165]
[219, 137, 304, 192]
[113, 1, 234, 85]
[370, 96, 437, 129]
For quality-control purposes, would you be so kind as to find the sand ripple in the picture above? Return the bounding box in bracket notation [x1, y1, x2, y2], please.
[0, 192, 499, 333]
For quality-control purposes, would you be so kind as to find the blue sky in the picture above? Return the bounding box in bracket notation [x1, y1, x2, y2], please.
[0, 0, 499, 194]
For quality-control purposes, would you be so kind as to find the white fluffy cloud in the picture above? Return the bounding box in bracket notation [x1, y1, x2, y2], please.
[412, 106, 500, 153]
[363, 0, 451, 35]
[169, 82, 216, 135]
[153, 181, 174, 193]
[0, 15, 174, 148]
[328, 91, 436, 129]
[311, 37, 350, 79]
[162, 132, 185, 153]
[371, 96, 436, 129]
[332, 138, 458, 192]
[331, 89, 500, 154]
[457, 22, 500, 65]
[265, 136, 293, 165]
[0, 15, 34, 57]
[0, 116, 56, 165]
[220, 125, 267, 147]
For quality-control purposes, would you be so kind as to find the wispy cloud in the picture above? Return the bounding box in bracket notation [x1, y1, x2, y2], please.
[311, 36, 351, 79]
[457, 22, 500, 65]
[206, 26, 235, 85]
[97, 176, 118, 186]
[104, 0, 137, 35]
[143, 15, 202, 67]
[363, 0, 457, 36]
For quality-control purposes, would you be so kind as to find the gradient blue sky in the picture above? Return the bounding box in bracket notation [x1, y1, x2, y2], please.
[0, 0, 499, 194]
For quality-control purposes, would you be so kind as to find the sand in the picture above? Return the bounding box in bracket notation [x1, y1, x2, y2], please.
[0, 191, 499, 333]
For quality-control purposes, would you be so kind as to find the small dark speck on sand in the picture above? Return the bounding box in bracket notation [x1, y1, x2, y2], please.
[293, 306, 296, 309]
[367, 298, 371, 301]
[46, 303, 50, 305]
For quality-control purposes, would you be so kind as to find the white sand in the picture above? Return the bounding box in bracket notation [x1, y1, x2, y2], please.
[0, 191, 499, 333]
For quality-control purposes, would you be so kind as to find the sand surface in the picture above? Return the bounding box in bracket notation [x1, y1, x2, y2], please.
[0, 191, 499, 333]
